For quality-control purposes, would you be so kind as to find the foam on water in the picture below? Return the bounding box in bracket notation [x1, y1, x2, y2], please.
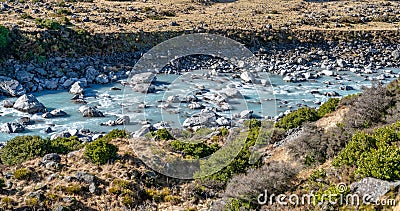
[0, 69, 399, 142]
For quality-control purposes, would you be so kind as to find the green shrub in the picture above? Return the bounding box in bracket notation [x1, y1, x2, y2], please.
[170, 140, 219, 159]
[198, 120, 265, 181]
[50, 136, 82, 154]
[14, 168, 32, 180]
[0, 25, 9, 48]
[1, 136, 47, 165]
[317, 98, 340, 117]
[35, 18, 61, 30]
[154, 128, 174, 140]
[84, 138, 118, 164]
[102, 129, 128, 141]
[55, 184, 82, 195]
[333, 121, 400, 180]
[275, 107, 319, 130]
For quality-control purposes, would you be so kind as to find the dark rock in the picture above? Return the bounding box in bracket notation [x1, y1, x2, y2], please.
[79, 106, 105, 117]
[75, 171, 96, 184]
[42, 153, 61, 163]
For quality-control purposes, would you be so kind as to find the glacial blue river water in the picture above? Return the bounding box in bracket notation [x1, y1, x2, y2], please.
[0, 68, 399, 142]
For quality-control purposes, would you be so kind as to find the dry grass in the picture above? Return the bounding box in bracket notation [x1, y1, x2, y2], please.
[0, 0, 399, 34]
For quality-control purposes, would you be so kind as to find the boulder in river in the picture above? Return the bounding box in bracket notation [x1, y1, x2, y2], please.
[69, 81, 85, 95]
[13, 94, 46, 114]
[2, 100, 14, 108]
[240, 71, 256, 83]
[129, 72, 156, 84]
[0, 76, 26, 97]
[79, 106, 105, 117]
[1, 122, 25, 133]
[50, 109, 67, 117]
[183, 110, 217, 128]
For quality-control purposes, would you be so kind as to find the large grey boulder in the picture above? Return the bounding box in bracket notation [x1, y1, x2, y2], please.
[131, 83, 155, 93]
[42, 153, 61, 164]
[0, 76, 26, 97]
[350, 177, 400, 203]
[50, 109, 67, 117]
[79, 106, 105, 117]
[133, 124, 153, 137]
[13, 94, 46, 114]
[69, 81, 85, 95]
[0, 122, 25, 133]
[129, 72, 156, 84]
[183, 110, 217, 127]
[240, 71, 256, 83]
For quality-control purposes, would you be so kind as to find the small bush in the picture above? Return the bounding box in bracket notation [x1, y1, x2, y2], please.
[102, 129, 128, 141]
[1, 136, 47, 165]
[317, 98, 340, 117]
[0, 25, 9, 48]
[154, 128, 174, 140]
[343, 85, 391, 128]
[14, 168, 32, 180]
[170, 140, 219, 159]
[84, 138, 118, 164]
[224, 161, 299, 209]
[276, 107, 319, 130]
[50, 136, 82, 154]
[55, 184, 82, 195]
[35, 18, 61, 30]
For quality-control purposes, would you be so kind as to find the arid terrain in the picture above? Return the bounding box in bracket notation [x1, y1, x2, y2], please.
[1, 0, 400, 34]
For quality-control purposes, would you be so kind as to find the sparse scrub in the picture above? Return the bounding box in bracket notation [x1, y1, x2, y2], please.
[14, 168, 32, 180]
[35, 18, 61, 30]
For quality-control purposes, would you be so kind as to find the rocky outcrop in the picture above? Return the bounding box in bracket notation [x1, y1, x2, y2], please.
[350, 177, 400, 203]
[13, 94, 46, 114]
[0, 76, 26, 97]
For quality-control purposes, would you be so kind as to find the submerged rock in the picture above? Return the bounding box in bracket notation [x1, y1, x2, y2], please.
[13, 94, 46, 114]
